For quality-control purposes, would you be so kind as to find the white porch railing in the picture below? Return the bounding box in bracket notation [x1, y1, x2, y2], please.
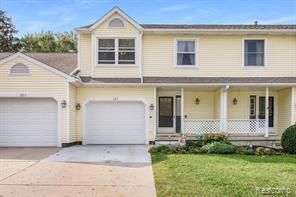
[227, 119, 265, 134]
[184, 119, 221, 134]
[184, 119, 265, 134]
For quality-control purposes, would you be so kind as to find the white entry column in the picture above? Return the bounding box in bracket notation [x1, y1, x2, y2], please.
[181, 88, 185, 133]
[265, 87, 269, 137]
[220, 86, 229, 132]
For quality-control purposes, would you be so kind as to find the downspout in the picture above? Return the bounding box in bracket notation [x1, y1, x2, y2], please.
[139, 31, 143, 84]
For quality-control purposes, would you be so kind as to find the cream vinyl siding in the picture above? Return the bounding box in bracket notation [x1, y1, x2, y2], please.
[76, 87, 155, 141]
[0, 56, 69, 143]
[79, 34, 92, 76]
[214, 89, 221, 119]
[184, 90, 216, 119]
[93, 13, 140, 36]
[278, 88, 292, 135]
[69, 84, 77, 142]
[143, 34, 296, 77]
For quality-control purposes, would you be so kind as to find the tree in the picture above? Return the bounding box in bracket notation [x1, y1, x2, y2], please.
[0, 10, 21, 52]
[21, 31, 77, 53]
[55, 31, 77, 52]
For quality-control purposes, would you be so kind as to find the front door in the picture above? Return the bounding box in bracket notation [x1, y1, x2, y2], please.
[158, 97, 174, 132]
[258, 96, 274, 127]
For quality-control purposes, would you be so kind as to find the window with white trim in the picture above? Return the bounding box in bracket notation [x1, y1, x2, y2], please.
[176, 40, 196, 66]
[10, 63, 30, 75]
[244, 40, 265, 66]
[97, 38, 135, 65]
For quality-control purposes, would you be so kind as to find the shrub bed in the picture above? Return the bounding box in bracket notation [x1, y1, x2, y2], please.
[149, 133, 284, 155]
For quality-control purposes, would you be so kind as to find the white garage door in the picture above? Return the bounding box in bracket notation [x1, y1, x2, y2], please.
[0, 98, 58, 147]
[85, 101, 146, 144]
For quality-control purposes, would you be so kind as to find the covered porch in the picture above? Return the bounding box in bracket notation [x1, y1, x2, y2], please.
[155, 86, 293, 142]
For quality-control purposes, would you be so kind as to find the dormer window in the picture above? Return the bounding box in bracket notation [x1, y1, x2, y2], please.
[109, 18, 124, 28]
[10, 63, 30, 75]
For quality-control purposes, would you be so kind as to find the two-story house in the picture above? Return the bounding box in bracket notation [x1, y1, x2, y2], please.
[0, 7, 296, 147]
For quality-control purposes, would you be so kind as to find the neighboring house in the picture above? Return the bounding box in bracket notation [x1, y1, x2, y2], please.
[0, 7, 296, 147]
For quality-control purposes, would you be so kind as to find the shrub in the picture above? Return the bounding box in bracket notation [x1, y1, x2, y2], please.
[255, 147, 280, 155]
[203, 133, 228, 143]
[149, 146, 159, 154]
[208, 142, 236, 154]
[200, 143, 214, 153]
[236, 146, 255, 155]
[281, 124, 296, 154]
[186, 140, 205, 148]
[149, 145, 172, 154]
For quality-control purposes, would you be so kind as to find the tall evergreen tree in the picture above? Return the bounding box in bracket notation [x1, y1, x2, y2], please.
[0, 10, 21, 52]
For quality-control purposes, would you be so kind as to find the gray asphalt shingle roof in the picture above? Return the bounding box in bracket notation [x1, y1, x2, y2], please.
[78, 24, 296, 30]
[0, 52, 77, 75]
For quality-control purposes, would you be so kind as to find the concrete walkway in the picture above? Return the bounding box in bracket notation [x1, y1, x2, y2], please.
[0, 146, 156, 197]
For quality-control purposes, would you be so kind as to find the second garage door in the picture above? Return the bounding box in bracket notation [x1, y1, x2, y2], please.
[0, 98, 58, 147]
[85, 101, 146, 144]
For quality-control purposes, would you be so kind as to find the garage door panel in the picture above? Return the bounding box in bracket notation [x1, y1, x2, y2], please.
[0, 136, 57, 147]
[0, 98, 58, 147]
[85, 101, 146, 144]
[86, 135, 145, 145]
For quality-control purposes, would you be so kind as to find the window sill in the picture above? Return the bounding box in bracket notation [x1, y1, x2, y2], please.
[9, 73, 31, 76]
[175, 65, 198, 69]
[243, 65, 266, 69]
[95, 64, 138, 68]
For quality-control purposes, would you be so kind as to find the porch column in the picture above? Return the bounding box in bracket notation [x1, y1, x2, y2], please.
[265, 87, 269, 137]
[220, 86, 229, 132]
[181, 88, 185, 133]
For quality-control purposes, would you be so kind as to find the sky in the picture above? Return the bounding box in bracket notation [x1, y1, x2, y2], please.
[1, 0, 296, 36]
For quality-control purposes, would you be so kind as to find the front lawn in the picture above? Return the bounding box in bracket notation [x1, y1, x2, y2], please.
[152, 154, 296, 196]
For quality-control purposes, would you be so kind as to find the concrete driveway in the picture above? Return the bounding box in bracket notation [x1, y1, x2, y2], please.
[0, 145, 156, 197]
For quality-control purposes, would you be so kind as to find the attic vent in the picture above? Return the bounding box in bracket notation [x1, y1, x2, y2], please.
[10, 63, 30, 75]
[109, 18, 124, 27]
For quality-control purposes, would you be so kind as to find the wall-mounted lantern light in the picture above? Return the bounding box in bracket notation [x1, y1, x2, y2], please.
[195, 97, 200, 105]
[61, 100, 67, 108]
[76, 103, 81, 111]
[149, 104, 155, 110]
[233, 98, 238, 105]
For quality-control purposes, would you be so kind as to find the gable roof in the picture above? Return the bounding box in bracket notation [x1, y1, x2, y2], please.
[76, 7, 296, 34]
[76, 6, 143, 32]
[0, 52, 77, 75]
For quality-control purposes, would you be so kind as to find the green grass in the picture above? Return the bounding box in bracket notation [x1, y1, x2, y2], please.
[152, 154, 296, 197]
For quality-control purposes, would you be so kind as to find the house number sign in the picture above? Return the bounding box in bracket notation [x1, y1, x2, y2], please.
[113, 97, 119, 101]
[19, 93, 27, 97]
